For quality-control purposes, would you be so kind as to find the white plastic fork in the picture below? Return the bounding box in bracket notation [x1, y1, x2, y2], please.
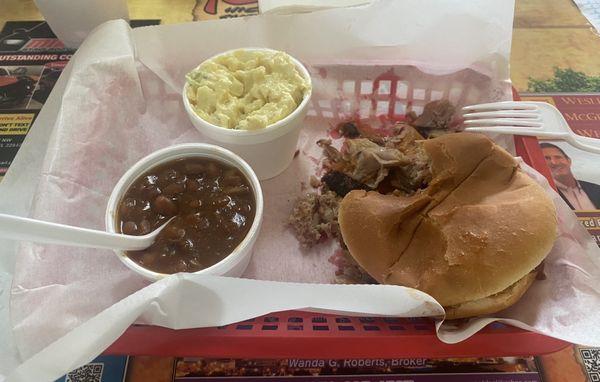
[461, 101, 600, 154]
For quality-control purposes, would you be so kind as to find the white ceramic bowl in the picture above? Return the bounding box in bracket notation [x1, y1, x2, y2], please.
[106, 143, 263, 281]
[183, 48, 312, 180]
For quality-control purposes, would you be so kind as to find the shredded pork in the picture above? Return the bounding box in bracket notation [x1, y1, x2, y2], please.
[288, 191, 341, 249]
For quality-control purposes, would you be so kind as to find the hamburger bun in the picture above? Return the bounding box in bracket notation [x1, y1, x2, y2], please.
[338, 133, 557, 319]
[444, 271, 537, 319]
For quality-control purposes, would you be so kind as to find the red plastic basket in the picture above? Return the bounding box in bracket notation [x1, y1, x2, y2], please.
[104, 85, 569, 358]
[105, 311, 568, 358]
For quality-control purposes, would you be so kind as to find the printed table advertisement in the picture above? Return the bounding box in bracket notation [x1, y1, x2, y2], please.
[0, 19, 159, 181]
[59, 355, 546, 382]
[520, 92, 600, 246]
[172, 357, 543, 381]
[0, 21, 74, 180]
[53, 350, 600, 382]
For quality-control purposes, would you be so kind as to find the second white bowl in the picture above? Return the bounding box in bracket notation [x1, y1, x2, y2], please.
[183, 48, 312, 180]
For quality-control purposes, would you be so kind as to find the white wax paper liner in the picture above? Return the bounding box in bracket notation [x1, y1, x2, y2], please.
[5, 276, 443, 382]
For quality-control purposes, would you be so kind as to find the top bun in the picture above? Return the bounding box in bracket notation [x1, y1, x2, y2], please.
[338, 133, 557, 308]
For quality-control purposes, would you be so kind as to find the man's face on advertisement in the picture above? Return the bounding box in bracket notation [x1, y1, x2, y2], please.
[542, 146, 572, 180]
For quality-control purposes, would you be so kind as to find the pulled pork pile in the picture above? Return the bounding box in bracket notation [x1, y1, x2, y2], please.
[288, 190, 340, 249]
[288, 100, 456, 282]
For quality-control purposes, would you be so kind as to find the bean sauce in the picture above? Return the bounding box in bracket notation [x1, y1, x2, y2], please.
[117, 157, 255, 274]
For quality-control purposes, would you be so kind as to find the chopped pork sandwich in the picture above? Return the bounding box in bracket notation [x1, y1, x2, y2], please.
[288, 100, 456, 283]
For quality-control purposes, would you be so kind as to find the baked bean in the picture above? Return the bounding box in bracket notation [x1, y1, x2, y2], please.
[161, 169, 178, 182]
[138, 219, 152, 235]
[140, 252, 157, 267]
[142, 175, 158, 186]
[153, 195, 178, 216]
[139, 184, 161, 200]
[222, 174, 242, 186]
[172, 259, 188, 273]
[122, 221, 138, 235]
[177, 239, 194, 252]
[183, 212, 202, 226]
[188, 257, 203, 269]
[141, 201, 151, 211]
[119, 198, 137, 219]
[214, 195, 231, 207]
[163, 182, 185, 196]
[164, 224, 186, 241]
[186, 179, 200, 191]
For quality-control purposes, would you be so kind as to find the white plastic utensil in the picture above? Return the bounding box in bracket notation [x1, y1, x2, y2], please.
[0, 213, 174, 251]
[461, 101, 600, 154]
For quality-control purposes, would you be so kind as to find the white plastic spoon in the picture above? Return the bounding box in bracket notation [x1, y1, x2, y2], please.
[0, 213, 174, 251]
